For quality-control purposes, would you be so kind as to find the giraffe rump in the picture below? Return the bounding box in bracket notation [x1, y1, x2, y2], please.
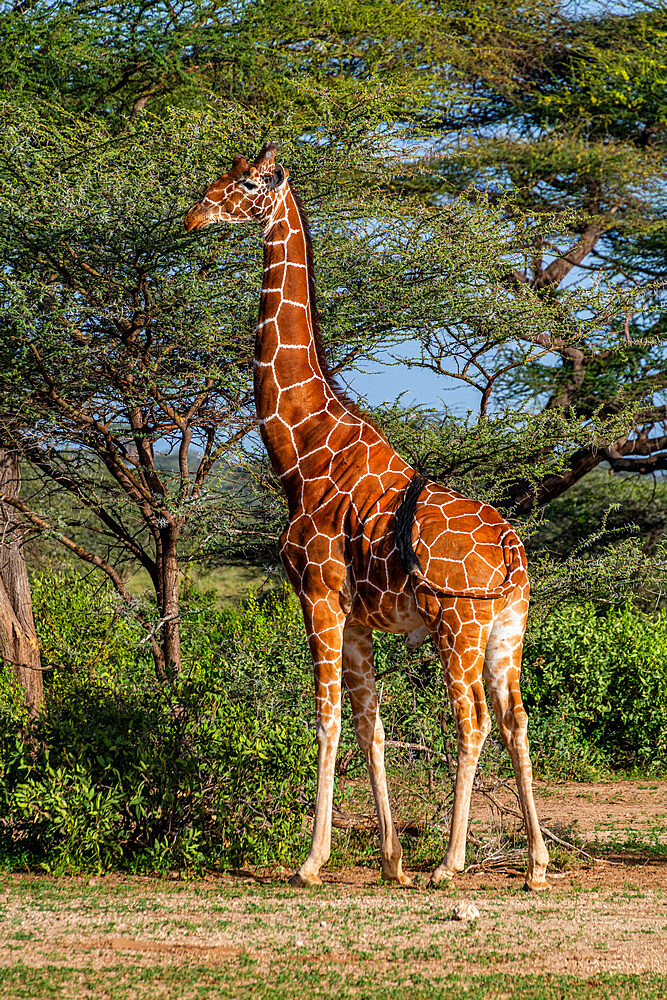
[395, 473, 429, 574]
[396, 476, 527, 599]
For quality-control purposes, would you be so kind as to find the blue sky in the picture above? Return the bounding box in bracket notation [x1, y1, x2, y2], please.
[343, 344, 479, 415]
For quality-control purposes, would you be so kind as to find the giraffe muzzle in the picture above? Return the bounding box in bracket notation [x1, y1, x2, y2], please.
[184, 205, 207, 231]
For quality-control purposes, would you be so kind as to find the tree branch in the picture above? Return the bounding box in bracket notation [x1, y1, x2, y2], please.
[0, 492, 164, 666]
[16, 441, 157, 578]
[531, 222, 606, 290]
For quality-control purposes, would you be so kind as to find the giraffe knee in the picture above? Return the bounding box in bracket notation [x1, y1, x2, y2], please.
[316, 716, 341, 749]
[499, 704, 529, 751]
[454, 707, 491, 757]
[355, 715, 383, 755]
[452, 694, 491, 748]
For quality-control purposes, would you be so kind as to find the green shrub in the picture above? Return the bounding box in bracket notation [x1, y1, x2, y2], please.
[524, 602, 667, 772]
[29, 572, 148, 680]
[1, 572, 666, 874]
[0, 575, 317, 873]
[12, 760, 125, 872]
[2, 671, 316, 874]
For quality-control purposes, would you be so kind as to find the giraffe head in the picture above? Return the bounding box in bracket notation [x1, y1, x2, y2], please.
[184, 142, 288, 231]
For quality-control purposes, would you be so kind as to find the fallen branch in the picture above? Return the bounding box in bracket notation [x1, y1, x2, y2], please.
[329, 808, 425, 836]
[480, 787, 604, 863]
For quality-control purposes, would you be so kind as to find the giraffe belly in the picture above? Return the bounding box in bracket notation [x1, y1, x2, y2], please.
[349, 585, 424, 637]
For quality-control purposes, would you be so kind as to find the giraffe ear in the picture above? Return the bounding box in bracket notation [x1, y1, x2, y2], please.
[266, 164, 287, 191]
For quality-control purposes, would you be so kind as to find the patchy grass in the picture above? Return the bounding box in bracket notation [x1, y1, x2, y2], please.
[1, 964, 666, 1000]
[2, 856, 667, 999]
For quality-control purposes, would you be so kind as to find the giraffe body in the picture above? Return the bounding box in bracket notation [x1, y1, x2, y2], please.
[185, 144, 549, 890]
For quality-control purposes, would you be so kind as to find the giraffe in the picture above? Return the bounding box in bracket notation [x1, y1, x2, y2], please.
[185, 143, 550, 891]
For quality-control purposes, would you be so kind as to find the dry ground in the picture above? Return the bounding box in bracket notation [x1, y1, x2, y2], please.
[465, 777, 667, 849]
[2, 779, 667, 1000]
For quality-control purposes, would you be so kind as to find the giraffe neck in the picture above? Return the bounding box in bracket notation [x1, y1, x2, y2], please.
[254, 184, 354, 488]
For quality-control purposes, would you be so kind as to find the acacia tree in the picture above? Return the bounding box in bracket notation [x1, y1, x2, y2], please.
[3, 0, 665, 498]
[410, 0, 667, 506]
[0, 0, 664, 687]
[0, 106, 270, 677]
[0, 0, 440, 689]
[0, 0, 440, 121]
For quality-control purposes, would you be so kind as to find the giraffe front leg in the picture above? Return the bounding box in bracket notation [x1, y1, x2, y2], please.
[289, 594, 345, 888]
[342, 622, 412, 887]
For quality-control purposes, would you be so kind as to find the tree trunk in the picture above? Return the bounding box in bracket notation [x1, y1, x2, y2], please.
[156, 524, 182, 681]
[499, 446, 603, 515]
[0, 448, 43, 714]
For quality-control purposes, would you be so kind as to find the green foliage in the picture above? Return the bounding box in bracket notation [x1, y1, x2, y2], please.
[374, 402, 625, 507]
[529, 470, 667, 558]
[29, 572, 146, 679]
[0, 575, 318, 873]
[529, 539, 667, 619]
[12, 761, 125, 872]
[7, 675, 317, 874]
[0, 0, 441, 124]
[2, 573, 667, 872]
[529, 6, 667, 140]
[523, 602, 667, 772]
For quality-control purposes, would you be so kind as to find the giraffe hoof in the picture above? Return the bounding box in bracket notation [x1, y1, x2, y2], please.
[429, 866, 457, 888]
[523, 877, 548, 892]
[288, 871, 322, 888]
[381, 869, 414, 887]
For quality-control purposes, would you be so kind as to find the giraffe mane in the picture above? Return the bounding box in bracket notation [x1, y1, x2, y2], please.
[290, 187, 388, 443]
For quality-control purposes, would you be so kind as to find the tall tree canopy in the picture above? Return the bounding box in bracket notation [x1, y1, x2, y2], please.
[0, 0, 665, 676]
[420, 0, 667, 495]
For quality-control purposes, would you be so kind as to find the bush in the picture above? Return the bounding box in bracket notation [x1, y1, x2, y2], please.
[29, 572, 148, 680]
[2, 670, 317, 874]
[0, 574, 317, 873]
[1, 572, 666, 873]
[523, 602, 667, 772]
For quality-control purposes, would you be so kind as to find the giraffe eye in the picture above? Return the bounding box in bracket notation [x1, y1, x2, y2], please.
[242, 179, 257, 191]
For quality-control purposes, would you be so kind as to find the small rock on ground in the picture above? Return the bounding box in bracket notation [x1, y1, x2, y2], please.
[452, 901, 480, 921]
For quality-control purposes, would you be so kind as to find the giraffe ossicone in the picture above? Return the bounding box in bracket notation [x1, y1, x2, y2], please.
[185, 144, 550, 892]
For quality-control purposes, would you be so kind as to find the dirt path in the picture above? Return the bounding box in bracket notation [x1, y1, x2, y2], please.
[527, 778, 666, 844]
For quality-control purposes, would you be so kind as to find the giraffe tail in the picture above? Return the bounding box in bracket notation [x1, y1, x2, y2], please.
[395, 472, 429, 575]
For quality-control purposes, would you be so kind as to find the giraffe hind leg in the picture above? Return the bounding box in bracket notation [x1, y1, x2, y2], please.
[483, 601, 549, 890]
[342, 622, 412, 886]
[420, 597, 494, 886]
